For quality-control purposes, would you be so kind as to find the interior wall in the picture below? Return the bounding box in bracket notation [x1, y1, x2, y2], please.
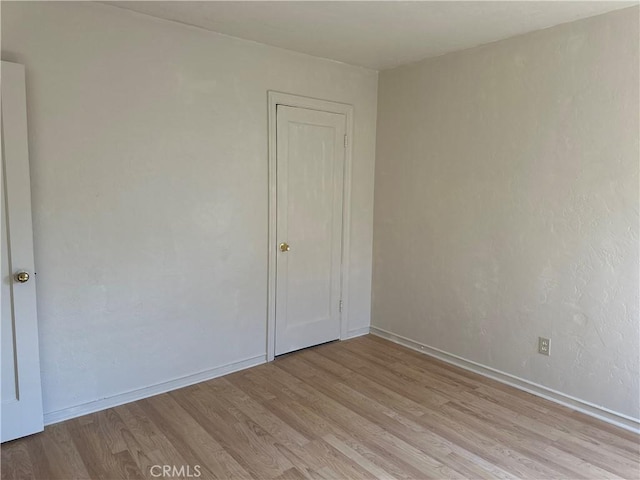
[1, 1, 378, 417]
[372, 7, 639, 419]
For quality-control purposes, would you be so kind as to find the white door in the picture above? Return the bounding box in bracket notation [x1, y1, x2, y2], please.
[1, 61, 44, 442]
[275, 105, 345, 356]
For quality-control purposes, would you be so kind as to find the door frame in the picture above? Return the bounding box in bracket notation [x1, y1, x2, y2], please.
[267, 91, 354, 361]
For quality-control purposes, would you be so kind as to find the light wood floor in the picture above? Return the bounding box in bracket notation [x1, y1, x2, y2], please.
[2, 335, 639, 479]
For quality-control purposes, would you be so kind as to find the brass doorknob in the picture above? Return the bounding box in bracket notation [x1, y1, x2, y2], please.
[15, 271, 30, 283]
[279, 242, 290, 252]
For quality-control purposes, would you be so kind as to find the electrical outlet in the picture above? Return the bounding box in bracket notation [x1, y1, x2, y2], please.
[538, 337, 550, 356]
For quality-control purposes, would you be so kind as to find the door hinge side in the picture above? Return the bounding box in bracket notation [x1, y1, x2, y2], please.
[344, 134, 348, 148]
[339, 300, 343, 313]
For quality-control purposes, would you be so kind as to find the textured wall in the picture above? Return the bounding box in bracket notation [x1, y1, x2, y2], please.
[2, 2, 377, 415]
[373, 7, 639, 418]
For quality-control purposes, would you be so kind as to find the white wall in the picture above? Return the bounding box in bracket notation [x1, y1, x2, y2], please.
[373, 7, 639, 419]
[1, 1, 377, 418]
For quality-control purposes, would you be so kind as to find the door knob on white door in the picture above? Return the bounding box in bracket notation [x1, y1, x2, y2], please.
[14, 271, 30, 283]
[279, 242, 291, 252]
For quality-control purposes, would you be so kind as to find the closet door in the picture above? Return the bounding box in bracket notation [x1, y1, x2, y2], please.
[274, 105, 345, 356]
[1, 61, 44, 442]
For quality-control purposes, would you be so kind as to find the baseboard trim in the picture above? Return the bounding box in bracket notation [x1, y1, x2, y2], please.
[44, 354, 266, 426]
[370, 326, 640, 434]
[344, 326, 370, 339]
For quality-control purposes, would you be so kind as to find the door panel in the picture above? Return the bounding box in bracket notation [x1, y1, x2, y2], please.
[275, 106, 345, 356]
[1, 61, 44, 442]
[1, 184, 17, 404]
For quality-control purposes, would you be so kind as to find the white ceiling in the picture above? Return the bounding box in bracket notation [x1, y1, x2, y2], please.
[106, 1, 637, 70]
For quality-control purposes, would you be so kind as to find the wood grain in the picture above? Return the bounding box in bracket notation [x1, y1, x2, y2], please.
[2, 335, 638, 479]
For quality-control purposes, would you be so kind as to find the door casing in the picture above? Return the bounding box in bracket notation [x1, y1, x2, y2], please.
[267, 91, 354, 361]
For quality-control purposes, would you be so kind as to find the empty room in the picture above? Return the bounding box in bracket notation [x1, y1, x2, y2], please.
[1, 1, 638, 479]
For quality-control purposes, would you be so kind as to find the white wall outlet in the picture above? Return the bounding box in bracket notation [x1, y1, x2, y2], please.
[538, 337, 550, 356]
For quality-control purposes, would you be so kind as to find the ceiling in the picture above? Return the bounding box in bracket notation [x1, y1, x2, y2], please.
[106, 1, 637, 70]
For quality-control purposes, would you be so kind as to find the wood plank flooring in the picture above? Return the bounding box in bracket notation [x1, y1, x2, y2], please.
[2, 335, 639, 479]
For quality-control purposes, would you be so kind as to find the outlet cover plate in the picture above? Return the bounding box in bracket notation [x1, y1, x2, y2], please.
[538, 337, 550, 356]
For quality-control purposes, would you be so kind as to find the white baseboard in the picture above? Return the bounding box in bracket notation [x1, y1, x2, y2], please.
[44, 354, 266, 426]
[370, 326, 640, 434]
[345, 326, 370, 339]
